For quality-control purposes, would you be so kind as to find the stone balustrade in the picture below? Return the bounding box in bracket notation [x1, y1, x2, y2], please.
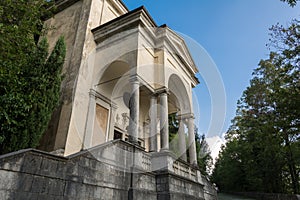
[99, 140, 204, 185]
[140, 152, 151, 171]
[172, 160, 200, 183]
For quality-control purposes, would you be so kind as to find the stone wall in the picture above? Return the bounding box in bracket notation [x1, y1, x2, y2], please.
[0, 152, 129, 199]
[156, 172, 205, 200]
[201, 175, 217, 200]
[0, 140, 217, 200]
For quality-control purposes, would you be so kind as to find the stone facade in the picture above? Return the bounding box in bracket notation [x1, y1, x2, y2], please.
[39, 0, 128, 153]
[39, 0, 199, 161]
[0, 0, 218, 199]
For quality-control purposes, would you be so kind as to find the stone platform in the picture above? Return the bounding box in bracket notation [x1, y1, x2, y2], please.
[0, 140, 217, 200]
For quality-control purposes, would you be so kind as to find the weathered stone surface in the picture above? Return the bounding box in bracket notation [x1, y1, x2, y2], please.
[18, 173, 33, 192]
[31, 176, 47, 194]
[0, 190, 10, 200]
[10, 191, 39, 200]
[0, 154, 24, 171]
[0, 170, 19, 190]
[39, 158, 59, 177]
[132, 189, 157, 200]
[21, 154, 42, 174]
[0, 140, 217, 200]
[47, 179, 65, 196]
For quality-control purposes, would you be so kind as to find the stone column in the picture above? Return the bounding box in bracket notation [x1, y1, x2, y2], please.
[178, 119, 187, 161]
[149, 95, 157, 152]
[128, 76, 139, 144]
[159, 89, 169, 151]
[188, 115, 197, 165]
[83, 89, 96, 149]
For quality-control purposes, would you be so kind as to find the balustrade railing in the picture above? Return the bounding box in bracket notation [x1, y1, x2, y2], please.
[172, 159, 199, 183]
[101, 140, 202, 183]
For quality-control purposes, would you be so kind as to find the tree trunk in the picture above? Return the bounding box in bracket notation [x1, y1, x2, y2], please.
[285, 133, 299, 194]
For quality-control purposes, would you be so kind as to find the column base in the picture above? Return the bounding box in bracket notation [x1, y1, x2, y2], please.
[159, 148, 170, 153]
[128, 136, 139, 146]
[191, 162, 199, 169]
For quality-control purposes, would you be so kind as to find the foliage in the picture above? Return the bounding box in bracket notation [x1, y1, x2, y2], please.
[211, 141, 246, 192]
[196, 131, 213, 175]
[0, 0, 66, 154]
[169, 113, 180, 156]
[280, 0, 299, 7]
[212, 19, 300, 194]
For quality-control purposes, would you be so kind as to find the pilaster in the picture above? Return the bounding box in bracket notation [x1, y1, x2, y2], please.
[83, 89, 97, 149]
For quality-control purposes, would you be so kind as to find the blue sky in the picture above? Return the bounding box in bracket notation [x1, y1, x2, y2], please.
[123, 0, 299, 138]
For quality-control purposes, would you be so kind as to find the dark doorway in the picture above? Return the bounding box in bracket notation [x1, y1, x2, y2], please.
[114, 130, 122, 140]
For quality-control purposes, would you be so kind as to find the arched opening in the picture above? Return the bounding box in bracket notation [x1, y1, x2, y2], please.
[91, 61, 131, 146]
[97, 61, 131, 99]
[167, 74, 191, 159]
[168, 74, 191, 115]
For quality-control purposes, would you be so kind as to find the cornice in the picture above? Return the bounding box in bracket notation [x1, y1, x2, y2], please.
[92, 6, 157, 44]
[155, 87, 170, 95]
[53, 0, 128, 15]
[108, 0, 129, 13]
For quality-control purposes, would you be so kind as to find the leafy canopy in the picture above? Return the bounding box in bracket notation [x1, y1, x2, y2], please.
[212, 19, 300, 194]
[0, 0, 66, 154]
[281, 0, 299, 7]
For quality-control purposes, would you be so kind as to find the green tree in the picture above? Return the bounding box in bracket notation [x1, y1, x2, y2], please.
[259, 19, 300, 193]
[280, 0, 299, 7]
[169, 113, 180, 156]
[211, 141, 246, 192]
[0, 0, 66, 154]
[212, 19, 300, 194]
[196, 132, 213, 175]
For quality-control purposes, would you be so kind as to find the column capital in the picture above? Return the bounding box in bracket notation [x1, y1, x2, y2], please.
[111, 102, 118, 110]
[150, 93, 159, 99]
[89, 89, 97, 98]
[129, 75, 140, 84]
[155, 87, 170, 96]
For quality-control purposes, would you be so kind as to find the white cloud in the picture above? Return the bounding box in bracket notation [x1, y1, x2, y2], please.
[206, 135, 225, 164]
